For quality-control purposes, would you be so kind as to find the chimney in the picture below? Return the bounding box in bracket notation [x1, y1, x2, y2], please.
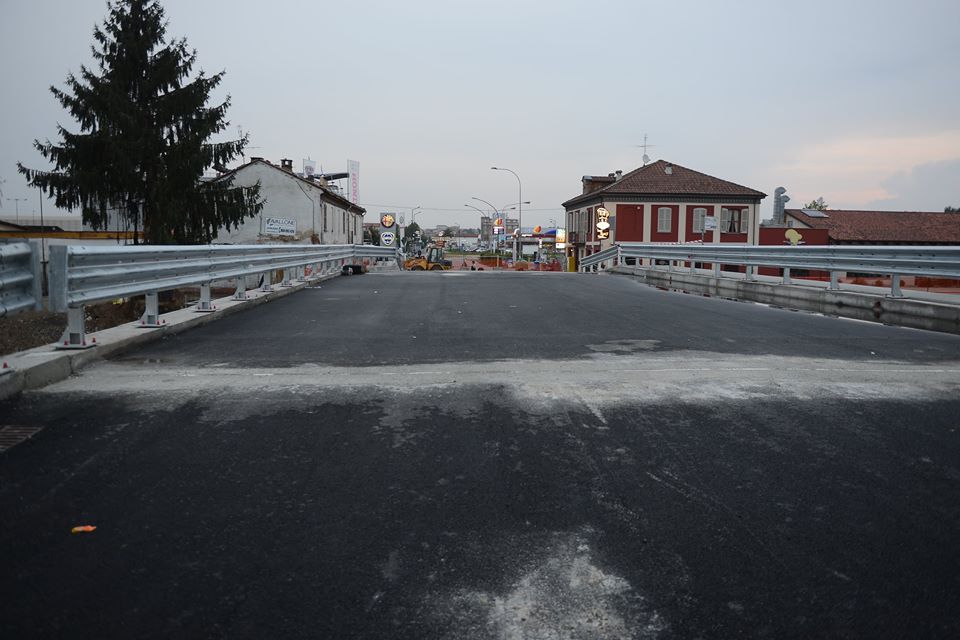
[280, 158, 293, 172]
[615, 170, 623, 180]
[582, 175, 594, 194]
[664, 163, 673, 175]
[250, 156, 264, 163]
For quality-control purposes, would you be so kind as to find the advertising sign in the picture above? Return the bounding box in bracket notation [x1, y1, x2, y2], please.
[704, 216, 717, 231]
[348, 159, 360, 204]
[264, 217, 296, 236]
[555, 227, 567, 249]
[380, 211, 397, 247]
[596, 207, 611, 240]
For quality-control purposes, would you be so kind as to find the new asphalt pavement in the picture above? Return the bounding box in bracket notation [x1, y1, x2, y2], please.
[2, 271, 960, 638]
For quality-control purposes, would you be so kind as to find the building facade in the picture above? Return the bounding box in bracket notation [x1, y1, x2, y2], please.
[563, 160, 766, 267]
[211, 158, 365, 245]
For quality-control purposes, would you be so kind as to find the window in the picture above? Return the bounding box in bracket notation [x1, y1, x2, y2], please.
[692, 207, 707, 233]
[657, 207, 671, 233]
[720, 207, 749, 233]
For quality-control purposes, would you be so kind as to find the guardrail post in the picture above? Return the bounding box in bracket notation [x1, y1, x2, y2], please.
[279, 268, 294, 288]
[889, 274, 903, 298]
[745, 265, 755, 282]
[234, 276, 249, 300]
[195, 283, 216, 312]
[829, 271, 840, 290]
[713, 262, 721, 277]
[296, 266, 308, 282]
[782, 267, 791, 285]
[260, 273, 273, 292]
[138, 292, 164, 327]
[616, 245, 622, 267]
[57, 306, 96, 349]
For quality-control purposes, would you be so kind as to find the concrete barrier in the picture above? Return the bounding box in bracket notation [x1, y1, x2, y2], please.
[610, 266, 960, 335]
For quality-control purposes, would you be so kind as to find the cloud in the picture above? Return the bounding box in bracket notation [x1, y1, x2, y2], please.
[769, 131, 960, 209]
[867, 158, 960, 211]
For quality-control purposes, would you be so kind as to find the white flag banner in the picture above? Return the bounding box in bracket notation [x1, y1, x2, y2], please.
[348, 159, 360, 204]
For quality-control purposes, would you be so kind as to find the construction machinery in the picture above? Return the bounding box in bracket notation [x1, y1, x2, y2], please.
[403, 246, 452, 271]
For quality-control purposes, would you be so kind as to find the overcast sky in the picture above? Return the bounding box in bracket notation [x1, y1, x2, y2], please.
[2, 0, 958, 228]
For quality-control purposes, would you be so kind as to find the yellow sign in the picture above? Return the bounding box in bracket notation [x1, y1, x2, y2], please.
[785, 228, 803, 245]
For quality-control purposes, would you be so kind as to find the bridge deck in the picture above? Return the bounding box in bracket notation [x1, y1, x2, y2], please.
[2, 271, 959, 638]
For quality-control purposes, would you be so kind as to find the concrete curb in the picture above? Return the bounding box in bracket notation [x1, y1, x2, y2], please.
[0, 273, 341, 401]
[609, 266, 960, 335]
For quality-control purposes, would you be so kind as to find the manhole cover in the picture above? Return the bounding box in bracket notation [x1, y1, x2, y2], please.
[0, 425, 45, 452]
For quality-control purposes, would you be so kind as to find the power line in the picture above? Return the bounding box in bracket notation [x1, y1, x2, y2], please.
[359, 203, 563, 213]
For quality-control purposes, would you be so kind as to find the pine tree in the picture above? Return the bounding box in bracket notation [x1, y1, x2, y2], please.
[17, 0, 261, 244]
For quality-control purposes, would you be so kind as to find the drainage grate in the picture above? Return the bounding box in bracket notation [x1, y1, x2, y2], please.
[0, 425, 45, 452]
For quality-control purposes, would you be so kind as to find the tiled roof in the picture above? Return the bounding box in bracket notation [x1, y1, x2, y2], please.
[563, 160, 766, 208]
[785, 209, 960, 243]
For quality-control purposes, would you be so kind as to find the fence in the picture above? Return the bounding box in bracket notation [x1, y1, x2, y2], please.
[47, 243, 399, 348]
[579, 243, 960, 297]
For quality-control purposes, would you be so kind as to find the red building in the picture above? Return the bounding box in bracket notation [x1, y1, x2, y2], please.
[780, 209, 960, 245]
[562, 160, 766, 268]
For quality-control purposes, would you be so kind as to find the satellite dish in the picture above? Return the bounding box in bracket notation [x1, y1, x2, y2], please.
[642, 153, 651, 165]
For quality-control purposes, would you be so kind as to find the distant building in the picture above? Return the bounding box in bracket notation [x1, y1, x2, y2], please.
[562, 160, 766, 268]
[210, 158, 365, 245]
[781, 209, 960, 245]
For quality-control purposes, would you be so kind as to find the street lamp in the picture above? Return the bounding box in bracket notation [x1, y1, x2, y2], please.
[491, 167, 521, 261]
[464, 204, 488, 248]
[472, 196, 503, 254]
[471, 196, 498, 216]
[406, 206, 422, 253]
[8, 197, 26, 224]
[500, 201, 530, 243]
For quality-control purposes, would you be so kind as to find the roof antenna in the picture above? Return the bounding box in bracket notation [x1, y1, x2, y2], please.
[633, 133, 656, 165]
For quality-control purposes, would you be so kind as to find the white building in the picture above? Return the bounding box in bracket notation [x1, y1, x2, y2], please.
[212, 158, 365, 245]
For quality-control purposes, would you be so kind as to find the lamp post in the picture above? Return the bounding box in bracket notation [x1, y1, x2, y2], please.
[472, 196, 502, 255]
[8, 197, 26, 224]
[491, 167, 521, 261]
[500, 200, 530, 246]
[464, 204, 489, 249]
[471, 196, 498, 217]
[408, 206, 422, 253]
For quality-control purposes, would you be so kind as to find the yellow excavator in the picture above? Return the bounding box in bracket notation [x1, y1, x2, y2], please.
[403, 246, 452, 271]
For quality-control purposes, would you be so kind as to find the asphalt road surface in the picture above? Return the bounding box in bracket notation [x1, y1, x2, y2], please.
[2, 271, 960, 639]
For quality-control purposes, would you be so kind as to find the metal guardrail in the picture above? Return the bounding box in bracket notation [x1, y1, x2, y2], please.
[1, 241, 42, 375]
[579, 242, 960, 297]
[0, 242, 42, 318]
[47, 243, 400, 349]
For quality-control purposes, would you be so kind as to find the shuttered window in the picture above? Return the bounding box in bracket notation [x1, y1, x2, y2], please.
[657, 207, 671, 233]
[692, 207, 707, 233]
